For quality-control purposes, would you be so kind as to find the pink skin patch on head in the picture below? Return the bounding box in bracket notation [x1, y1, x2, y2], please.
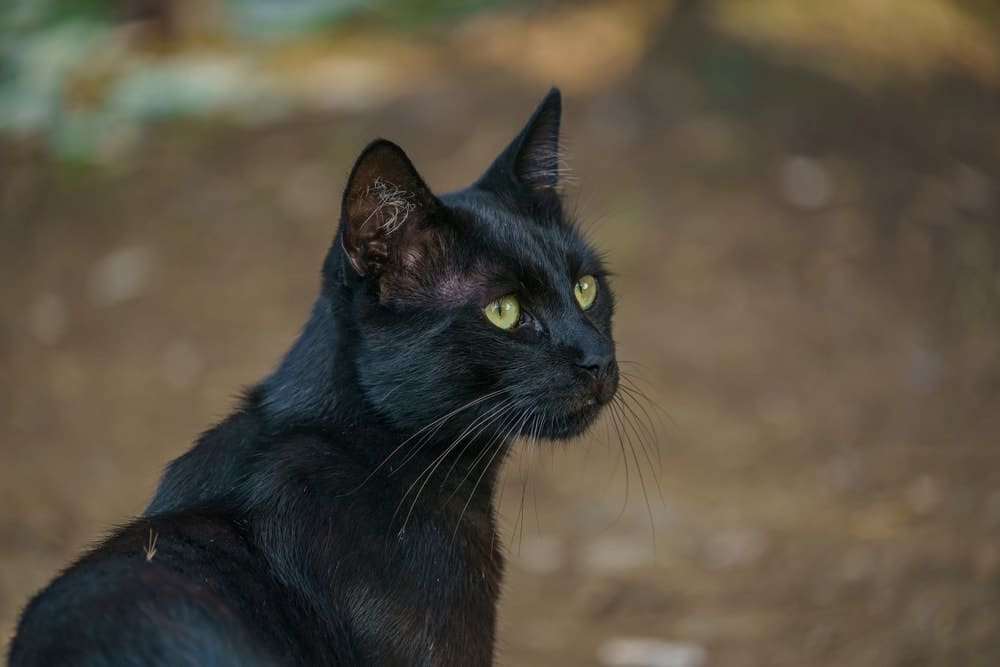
[433, 271, 482, 304]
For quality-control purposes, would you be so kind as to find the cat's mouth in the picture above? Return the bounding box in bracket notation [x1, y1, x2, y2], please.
[536, 394, 614, 440]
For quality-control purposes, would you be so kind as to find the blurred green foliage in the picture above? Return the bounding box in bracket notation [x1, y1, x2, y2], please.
[231, 0, 513, 35]
[2, 0, 113, 32]
[0, 0, 519, 161]
[2, 0, 516, 35]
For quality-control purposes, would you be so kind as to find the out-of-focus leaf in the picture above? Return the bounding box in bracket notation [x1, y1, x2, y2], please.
[0, 22, 110, 133]
[225, 0, 366, 38]
[108, 55, 278, 119]
[2, 0, 112, 33]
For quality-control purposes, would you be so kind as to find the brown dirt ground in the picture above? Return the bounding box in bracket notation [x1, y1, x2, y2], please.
[2, 10, 1000, 666]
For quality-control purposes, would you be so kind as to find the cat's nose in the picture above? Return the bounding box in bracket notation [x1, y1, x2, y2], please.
[576, 351, 618, 404]
[576, 350, 614, 382]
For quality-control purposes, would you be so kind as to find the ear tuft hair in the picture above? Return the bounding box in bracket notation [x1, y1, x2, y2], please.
[362, 177, 416, 236]
[340, 140, 438, 278]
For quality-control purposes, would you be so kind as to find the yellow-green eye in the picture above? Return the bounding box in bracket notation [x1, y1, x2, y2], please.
[574, 274, 597, 309]
[483, 294, 520, 330]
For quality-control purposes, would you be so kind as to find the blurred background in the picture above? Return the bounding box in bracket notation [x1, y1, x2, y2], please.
[2, 1, 1000, 665]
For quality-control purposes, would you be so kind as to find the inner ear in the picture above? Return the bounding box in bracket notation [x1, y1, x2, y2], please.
[340, 140, 440, 278]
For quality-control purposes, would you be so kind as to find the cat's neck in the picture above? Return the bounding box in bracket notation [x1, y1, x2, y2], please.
[259, 294, 351, 428]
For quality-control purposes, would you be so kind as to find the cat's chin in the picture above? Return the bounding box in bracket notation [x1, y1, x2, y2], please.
[537, 401, 605, 440]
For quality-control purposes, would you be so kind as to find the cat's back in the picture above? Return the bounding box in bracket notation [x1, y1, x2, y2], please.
[9, 512, 299, 667]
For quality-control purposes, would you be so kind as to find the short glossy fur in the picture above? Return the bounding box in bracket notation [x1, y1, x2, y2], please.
[9, 89, 618, 667]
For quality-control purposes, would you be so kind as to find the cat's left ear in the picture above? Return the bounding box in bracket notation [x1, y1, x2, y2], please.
[340, 139, 442, 281]
[478, 87, 563, 194]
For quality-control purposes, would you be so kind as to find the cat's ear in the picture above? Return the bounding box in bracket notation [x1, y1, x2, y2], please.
[340, 139, 441, 279]
[479, 87, 563, 193]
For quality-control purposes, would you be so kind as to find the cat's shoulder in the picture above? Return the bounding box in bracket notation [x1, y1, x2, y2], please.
[8, 512, 282, 667]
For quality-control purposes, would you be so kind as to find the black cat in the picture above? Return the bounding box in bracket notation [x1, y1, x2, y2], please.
[9, 88, 618, 667]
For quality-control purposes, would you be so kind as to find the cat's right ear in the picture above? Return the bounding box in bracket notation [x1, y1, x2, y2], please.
[478, 87, 563, 195]
[340, 139, 440, 278]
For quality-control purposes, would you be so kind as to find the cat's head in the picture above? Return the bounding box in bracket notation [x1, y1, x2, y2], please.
[328, 89, 617, 440]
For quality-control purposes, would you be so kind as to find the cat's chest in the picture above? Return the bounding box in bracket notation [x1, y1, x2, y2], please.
[341, 563, 498, 666]
[345, 517, 503, 665]
[269, 500, 503, 666]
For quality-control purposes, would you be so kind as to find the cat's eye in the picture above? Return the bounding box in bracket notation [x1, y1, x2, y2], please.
[574, 274, 597, 310]
[483, 295, 520, 330]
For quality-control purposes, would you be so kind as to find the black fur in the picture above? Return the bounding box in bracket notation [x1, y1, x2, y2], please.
[9, 88, 618, 667]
